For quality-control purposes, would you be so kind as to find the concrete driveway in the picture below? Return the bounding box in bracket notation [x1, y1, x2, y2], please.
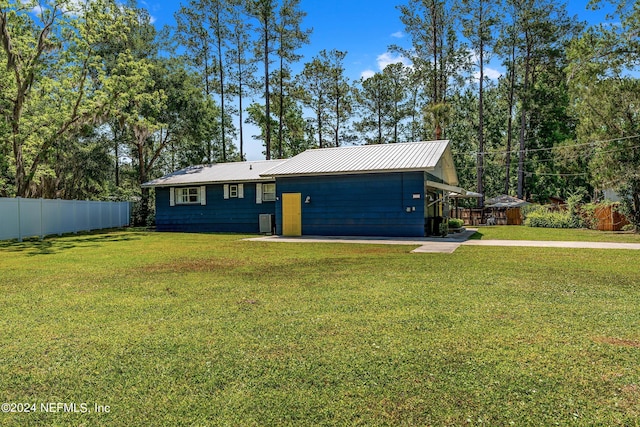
[246, 228, 640, 253]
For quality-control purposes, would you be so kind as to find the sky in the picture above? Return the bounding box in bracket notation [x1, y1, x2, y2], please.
[140, 0, 615, 161]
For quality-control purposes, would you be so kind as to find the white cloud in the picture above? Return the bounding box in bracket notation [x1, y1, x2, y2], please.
[360, 69, 376, 80]
[28, 0, 85, 16]
[484, 67, 502, 80]
[473, 67, 502, 81]
[376, 52, 412, 70]
[359, 52, 412, 80]
[390, 31, 404, 38]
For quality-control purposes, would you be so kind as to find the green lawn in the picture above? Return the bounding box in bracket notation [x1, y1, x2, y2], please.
[472, 225, 640, 243]
[1, 230, 639, 426]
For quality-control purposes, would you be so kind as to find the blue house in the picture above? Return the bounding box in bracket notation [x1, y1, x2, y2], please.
[142, 160, 287, 233]
[143, 141, 467, 237]
[261, 140, 464, 237]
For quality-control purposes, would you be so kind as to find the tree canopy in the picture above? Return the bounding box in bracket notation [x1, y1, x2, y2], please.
[1, 0, 640, 228]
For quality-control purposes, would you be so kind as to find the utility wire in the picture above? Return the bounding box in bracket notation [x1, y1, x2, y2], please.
[451, 134, 640, 157]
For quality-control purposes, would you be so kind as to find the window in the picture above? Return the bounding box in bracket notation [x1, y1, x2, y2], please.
[224, 183, 244, 199]
[262, 183, 276, 202]
[176, 187, 200, 204]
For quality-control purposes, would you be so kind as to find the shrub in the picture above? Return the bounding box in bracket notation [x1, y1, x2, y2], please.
[524, 209, 576, 228]
[523, 195, 586, 229]
[448, 218, 464, 229]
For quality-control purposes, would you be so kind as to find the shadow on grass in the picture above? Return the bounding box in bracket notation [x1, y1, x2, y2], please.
[469, 230, 484, 240]
[0, 228, 143, 256]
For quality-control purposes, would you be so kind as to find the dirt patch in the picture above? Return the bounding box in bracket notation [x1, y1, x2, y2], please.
[593, 336, 640, 348]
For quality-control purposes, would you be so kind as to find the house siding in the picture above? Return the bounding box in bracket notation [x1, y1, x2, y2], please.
[275, 172, 425, 237]
[155, 184, 276, 233]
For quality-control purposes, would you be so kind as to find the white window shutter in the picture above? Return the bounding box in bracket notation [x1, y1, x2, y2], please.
[169, 188, 175, 206]
[238, 184, 244, 198]
[200, 186, 206, 205]
[223, 184, 229, 199]
[256, 183, 263, 204]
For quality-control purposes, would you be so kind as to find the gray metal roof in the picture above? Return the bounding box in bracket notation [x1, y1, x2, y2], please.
[142, 160, 287, 187]
[261, 140, 452, 177]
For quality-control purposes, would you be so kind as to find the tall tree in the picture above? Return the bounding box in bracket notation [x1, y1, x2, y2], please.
[294, 53, 330, 148]
[354, 72, 394, 145]
[175, 0, 214, 97]
[0, 0, 127, 197]
[567, 0, 640, 228]
[495, 13, 518, 195]
[208, 0, 231, 162]
[506, 0, 579, 199]
[403, 67, 428, 142]
[383, 62, 410, 143]
[175, 0, 233, 162]
[323, 49, 353, 147]
[396, 0, 467, 140]
[274, 0, 310, 157]
[459, 0, 499, 205]
[98, 2, 157, 188]
[248, 0, 278, 159]
[226, 0, 256, 160]
[107, 50, 167, 224]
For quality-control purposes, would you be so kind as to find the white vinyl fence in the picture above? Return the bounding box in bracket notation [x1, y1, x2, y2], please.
[0, 198, 131, 242]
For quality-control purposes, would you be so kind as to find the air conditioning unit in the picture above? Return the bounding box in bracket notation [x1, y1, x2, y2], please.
[259, 214, 274, 234]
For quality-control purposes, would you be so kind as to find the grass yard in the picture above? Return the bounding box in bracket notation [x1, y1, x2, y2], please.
[0, 229, 639, 426]
[472, 225, 640, 243]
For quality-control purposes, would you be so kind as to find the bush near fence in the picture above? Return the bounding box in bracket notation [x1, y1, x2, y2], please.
[0, 198, 131, 241]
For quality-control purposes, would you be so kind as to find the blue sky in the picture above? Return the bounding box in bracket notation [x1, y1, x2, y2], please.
[145, 0, 611, 81]
[141, 0, 613, 160]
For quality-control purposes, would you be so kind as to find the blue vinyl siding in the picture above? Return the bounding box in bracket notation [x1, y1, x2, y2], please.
[275, 172, 425, 237]
[155, 184, 275, 233]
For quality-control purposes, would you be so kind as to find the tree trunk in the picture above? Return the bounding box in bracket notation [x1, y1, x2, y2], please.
[317, 108, 323, 148]
[217, 29, 226, 162]
[517, 41, 531, 200]
[505, 45, 516, 195]
[335, 77, 340, 147]
[114, 125, 120, 187]
[264, 27, 271, 160]
[477, 39, 485, 207]
[239, 75, 244, 160]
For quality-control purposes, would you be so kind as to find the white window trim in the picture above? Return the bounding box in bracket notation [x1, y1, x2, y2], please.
[200, 185, 206, 205]
[262, 183, 276, 202]
[175, 187, 202, 205]
[256, 183, 263, 204]
[225, 183, 244, 199]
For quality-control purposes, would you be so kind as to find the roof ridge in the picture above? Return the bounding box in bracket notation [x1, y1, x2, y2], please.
[302, 140, 449, 153]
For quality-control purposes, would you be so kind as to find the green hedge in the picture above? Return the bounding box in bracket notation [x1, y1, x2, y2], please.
[524, 210, 578, 228]
[523, 194, 586, 229]
[448, 218, 464, 229]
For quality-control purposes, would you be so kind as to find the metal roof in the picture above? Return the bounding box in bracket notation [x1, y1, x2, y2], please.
[261, 140, 452, 177]
[141, 160, 287, 187]
[486, 194, 530, 208]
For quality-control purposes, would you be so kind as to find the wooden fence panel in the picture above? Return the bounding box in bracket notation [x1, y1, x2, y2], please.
[595, 205, 629, 231]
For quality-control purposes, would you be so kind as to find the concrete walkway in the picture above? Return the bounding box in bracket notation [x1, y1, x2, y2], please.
[246, 228, 640, 253]
[247, 229, 473, 253]
[462, 239, 640, 250]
